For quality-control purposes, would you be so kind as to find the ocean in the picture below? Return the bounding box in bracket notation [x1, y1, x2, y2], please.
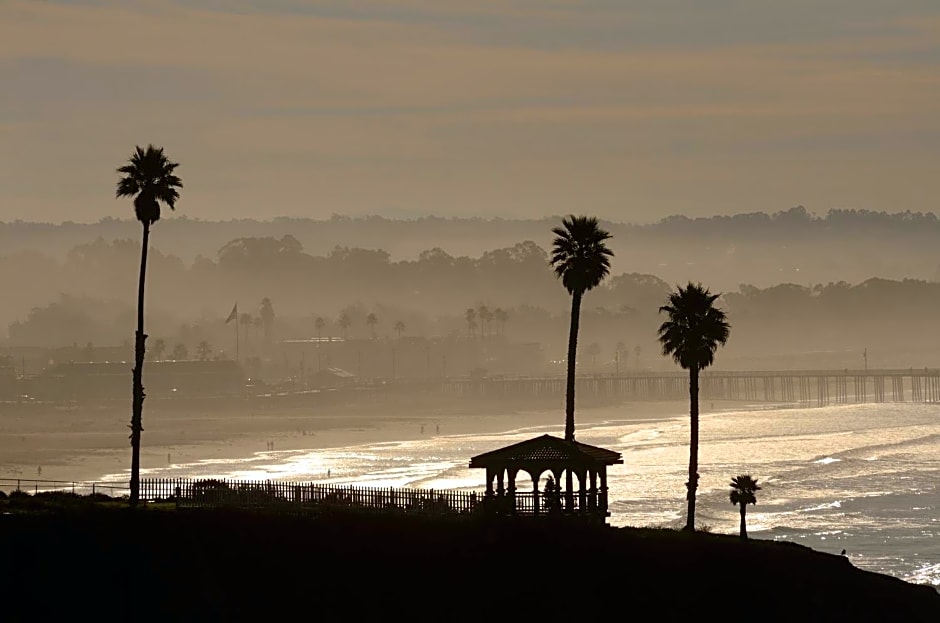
[129, 401, 940, 588]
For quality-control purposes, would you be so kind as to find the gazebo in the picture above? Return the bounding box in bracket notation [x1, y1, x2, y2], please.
[469, 434, 623, 521]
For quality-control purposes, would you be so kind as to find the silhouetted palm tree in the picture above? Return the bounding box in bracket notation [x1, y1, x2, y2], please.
[260, 297, 275, 343]
[586, 342, 601, 372]
[615, 341, 626, 374]
[729, 474, 761, 539]
[239, 313, 252, 348]
[550, 215, 613, 442]
[394, 320, 406, 339]
[338, 312, 351, 341]
[196, 340, 212, 361]
[171, 343, 188, 360]
[314, 316, 325, 342]
[478, 305, 491, 339]
[150, 338, 166, 362]
[115, 144, 182, 507]
[493, 308, 508, 336]
[658, 282, 730, 531]
[366, 313, 378, 340]
[465, 308, 477, 339]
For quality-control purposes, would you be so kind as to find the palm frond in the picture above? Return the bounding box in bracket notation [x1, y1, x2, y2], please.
[657, 282, 730, 371]
[549, 215, 614, 295]
[729, 474, 761, 506]
[115, 144, 183, 223]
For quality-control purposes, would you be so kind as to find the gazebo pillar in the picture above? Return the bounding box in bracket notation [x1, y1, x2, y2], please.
[578, 469, 587, 514]
[507, 468, 517, 513]
[599, 469, 609, 515]
[531, 473, 541, 515]
[485, 468, 494, 497]
[496, 471, 505, 496]
[590, 471, 598, 511]
[565, 470, 574, 513]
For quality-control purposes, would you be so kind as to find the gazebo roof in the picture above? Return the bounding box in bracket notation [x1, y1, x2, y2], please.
[469, 434, 623, 469]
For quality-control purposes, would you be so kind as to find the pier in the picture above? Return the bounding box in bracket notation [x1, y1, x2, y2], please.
[441, 368, 940, 407]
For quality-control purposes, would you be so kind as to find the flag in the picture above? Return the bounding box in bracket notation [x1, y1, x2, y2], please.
[225, 303, 238, 324]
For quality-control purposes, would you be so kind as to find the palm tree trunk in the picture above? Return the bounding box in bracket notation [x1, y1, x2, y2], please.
[740, 505, 748, 539]
[129, 221, 150, 507]
[565, 291, 582, 442]
[684, 365, 700, 530]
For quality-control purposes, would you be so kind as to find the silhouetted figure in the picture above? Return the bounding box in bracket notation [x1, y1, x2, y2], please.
[435, 424, 440, 434]
[841, 549, 847, 556]
[420, 424, 425, 434]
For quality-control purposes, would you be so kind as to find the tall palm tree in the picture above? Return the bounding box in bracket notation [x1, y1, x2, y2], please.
[366, 312, 378, 340]
[394, 320, 406, 339]
[314, 316, 325, 342]
[729, 474, 761, 539]
[550, 215, 613, 442]
[115, 144, 182, 507]
[658, 282, 730, 531]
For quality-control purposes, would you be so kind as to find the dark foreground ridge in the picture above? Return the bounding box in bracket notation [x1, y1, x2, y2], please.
[2, 508, 937, 621]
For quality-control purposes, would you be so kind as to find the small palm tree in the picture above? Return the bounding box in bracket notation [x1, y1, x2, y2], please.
[550, 215, 613, 442]
[314, 316, 325, 342]
[658, 282, 730, 531]
[366, 313, 378, 340]
[394, 320, 406, 339]
[116, 144, 182, 507]
[171, 343, 188, 360]
[338, 312, 351, 340]
[730, 475, 761, 539]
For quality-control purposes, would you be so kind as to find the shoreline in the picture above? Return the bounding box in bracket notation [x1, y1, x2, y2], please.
[0, 395, 729, 486]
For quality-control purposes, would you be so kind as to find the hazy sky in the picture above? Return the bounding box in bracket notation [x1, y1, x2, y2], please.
[2, 1, 940, 223]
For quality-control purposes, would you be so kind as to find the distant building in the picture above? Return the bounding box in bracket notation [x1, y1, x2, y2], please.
[28, 360, 245, 401]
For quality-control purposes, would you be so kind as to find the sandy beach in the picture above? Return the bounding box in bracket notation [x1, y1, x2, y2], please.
[0, 392, 707, 486]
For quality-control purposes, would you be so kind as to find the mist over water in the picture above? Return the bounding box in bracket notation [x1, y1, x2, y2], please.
[122, 401, 940, 587]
